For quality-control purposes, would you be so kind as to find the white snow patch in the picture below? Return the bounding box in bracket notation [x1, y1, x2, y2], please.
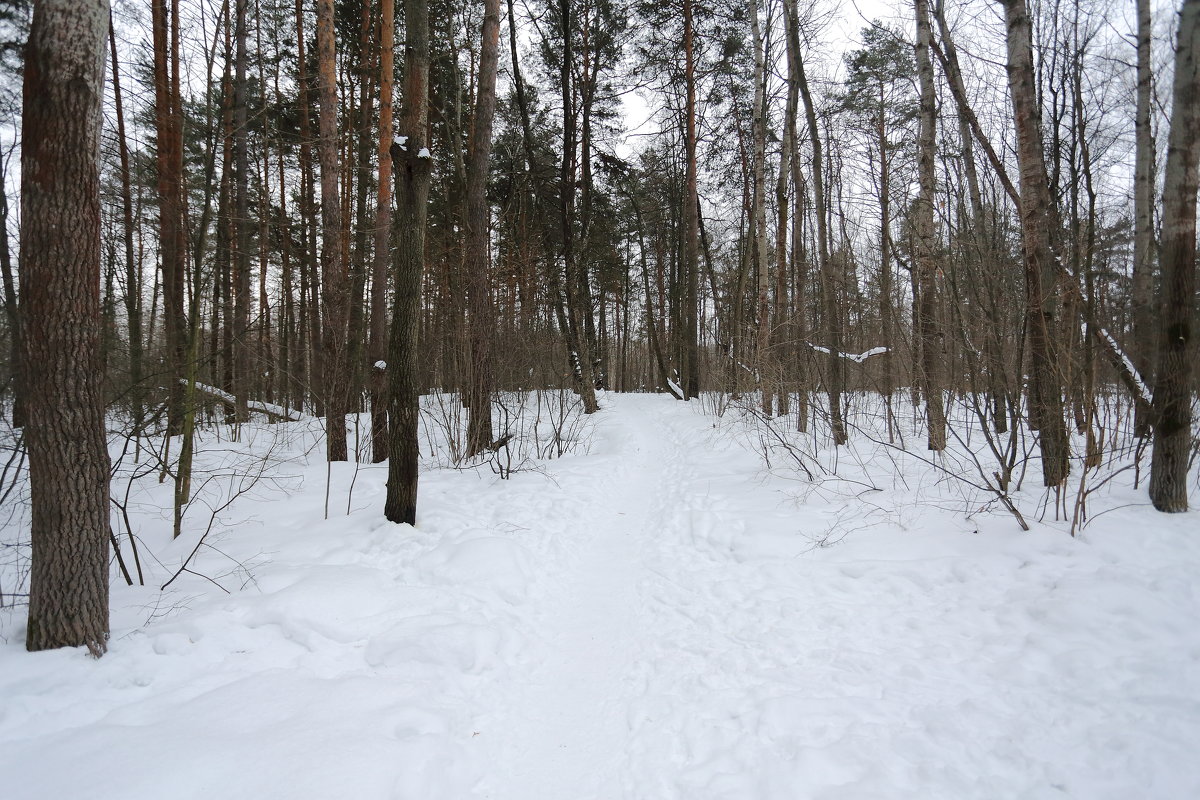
[1, 393, 1198, 799]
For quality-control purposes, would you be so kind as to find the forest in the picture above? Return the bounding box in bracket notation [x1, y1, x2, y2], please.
[1, 0, 1199, 796]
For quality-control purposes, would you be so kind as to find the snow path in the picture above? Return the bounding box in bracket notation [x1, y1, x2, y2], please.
[475, 397, 685, 798]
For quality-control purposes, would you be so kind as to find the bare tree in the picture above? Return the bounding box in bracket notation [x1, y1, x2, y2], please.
[1132, 0, 1156, 434]
[999, 0, 1070, 487]
[465, 0, 502, 458]
[915, 0, 947, 451]
[1149, 0, 1200, 512]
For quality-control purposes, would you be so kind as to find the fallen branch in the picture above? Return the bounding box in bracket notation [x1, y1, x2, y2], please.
[181, 380, 305, 422]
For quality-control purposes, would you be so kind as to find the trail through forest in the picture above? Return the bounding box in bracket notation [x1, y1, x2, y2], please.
[2, 394, 1199, 799]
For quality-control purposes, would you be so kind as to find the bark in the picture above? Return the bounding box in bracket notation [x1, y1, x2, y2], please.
[346, 0, 375, 431]
[1132, 0, 1155, 434]
[316, 0, 348, 461]
[915, 0, 946, 451]
[682, 0, 700, 399]
[152, 0, 186, 436]
[464, 0, 502, 458]
[1149, 0, 1200, 512]
[749, 0, 771, 415]
[232, 0, 251, 423]
[558, 0, 600, 412]
[999, 0, 1070, 487]
[782, 0, 809, 432]
[385, 0, 432, 524]
[21, 0, 111, 654]
[370, 0, 395, 463]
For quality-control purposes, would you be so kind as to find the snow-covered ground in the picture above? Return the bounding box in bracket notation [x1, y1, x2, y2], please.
[2, 392, 1199, 799]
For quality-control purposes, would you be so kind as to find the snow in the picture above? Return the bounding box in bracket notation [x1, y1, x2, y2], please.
[1098, 327, 1154, 406]
[183, 379, 305, 421]
[393, 134, 408, 150]
[808, 342, 889, 363]
[417, 147, 432, 159]
[2, 393, 1199, 798]
[374, 360, 387, 370]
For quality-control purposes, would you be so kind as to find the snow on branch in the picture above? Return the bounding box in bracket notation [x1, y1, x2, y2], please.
[806, 343, 889, 364]
[1094, 327, 1153, 406]
[182, 380, 306, 422]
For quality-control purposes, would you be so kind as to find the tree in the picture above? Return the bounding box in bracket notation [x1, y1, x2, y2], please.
[20, 0, 111, 654]
[464, 0, 502, 458]
[1149, 0, 1200, 512]
[792, 14, 847, 445]
[914, 0, 946, 451]
[999, 0, 1070, 487]
[370, 0, 395, 464]
[843, 23, 915, 438]
[152, 0, 186, 437]
[1131, 0, 1156, 434]
[316, 0, 348, 462]
[385, 0, 433, 525]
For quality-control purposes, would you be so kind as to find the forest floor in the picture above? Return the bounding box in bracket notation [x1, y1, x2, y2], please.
[2, 392, 1199, 798]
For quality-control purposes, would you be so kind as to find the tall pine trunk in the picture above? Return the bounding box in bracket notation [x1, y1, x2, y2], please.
[21, 0, 111, 655]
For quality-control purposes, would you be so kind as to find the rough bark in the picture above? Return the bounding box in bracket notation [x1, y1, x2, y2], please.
[385, 0, 432, 524]
[464, 0, 502, 457]
[1149, 0, 1200, 512]
[152, 0, 186, 436]
[232, 0, 251, 423]
[370, 0, 395, 464]
[316, 0, 348, 461]
[21, 0, 111, 654]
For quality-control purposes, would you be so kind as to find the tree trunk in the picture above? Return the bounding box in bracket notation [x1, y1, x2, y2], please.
[795, 43, 846, 444]
[153, 0, 186, 436]
[1000, 0, 1070, 487]
[464, 0, 502, 458]
[232, 0, 251, 424]
[1149, 0, 1200, 512]
[21, 0, 111, 655]
[558, 0, 600, 412]
[1132, 0, 1156, 435]
[915, 0, 946, 450]
[385, 0, 432, 524]
[682, 0, 700, 399]
[316, 0, 348, 461]
[370, 0, 395, 463]
[749, 0, 771, 416]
